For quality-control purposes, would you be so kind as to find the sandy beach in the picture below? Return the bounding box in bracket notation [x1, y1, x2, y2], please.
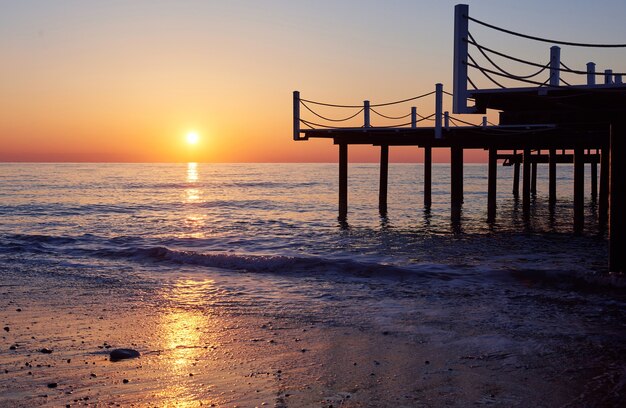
[2, 266, 625, 408]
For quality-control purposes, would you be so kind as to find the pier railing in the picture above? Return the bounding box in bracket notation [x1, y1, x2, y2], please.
[293, 84, 491, 141]
[453, 3, 626, 113]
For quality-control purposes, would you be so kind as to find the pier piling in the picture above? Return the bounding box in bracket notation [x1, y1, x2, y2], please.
[549, 149, 557, 206]
[488, 147, 497, 221]
[591, 150, 598, 201]
[339, 143, 348, 219]
[379, 145, 389, 215]
[609, 121, 626, 272]
[523, 148, 531, 215]
[451, 146, 464, 212]
[574, 146, 585, 233]
[424, 147, 432, 207]
[600, 145, 609, 225]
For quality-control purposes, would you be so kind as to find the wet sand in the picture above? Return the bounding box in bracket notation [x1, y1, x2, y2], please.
[1, 272, 625, 407]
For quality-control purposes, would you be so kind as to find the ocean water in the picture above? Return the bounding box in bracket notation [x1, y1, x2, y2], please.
[1, 162, 625, 405]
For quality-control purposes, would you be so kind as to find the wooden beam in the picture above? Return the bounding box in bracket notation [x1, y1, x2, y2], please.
[600, 145, 609, 226]
[379, 145, 389, 215]
[451, 146, 463, 211]
[609, 121, 626, 272]
[574, 146, 585, 233]
[424, 147, 432, 208]
[488, 147, 497, 222]
[549, 149, 557, 206]
[531, 160, 538, 197]
[339, 143, 348, 219]
[591, 152, 598, 201]
[523, 148, 531, 215]
[513, 160, 520, 197]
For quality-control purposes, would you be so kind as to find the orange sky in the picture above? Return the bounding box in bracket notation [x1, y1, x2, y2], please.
[2, 1, 625, 163]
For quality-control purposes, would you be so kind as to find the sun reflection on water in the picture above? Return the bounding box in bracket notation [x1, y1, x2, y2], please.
[182, 162, 207, 238]
[155, 278, 221, 405]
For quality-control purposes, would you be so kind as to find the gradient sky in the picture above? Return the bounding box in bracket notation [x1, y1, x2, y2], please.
[2, 0, 626, 162]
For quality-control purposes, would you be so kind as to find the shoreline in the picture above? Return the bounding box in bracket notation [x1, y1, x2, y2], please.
[2, 267, 625, 407]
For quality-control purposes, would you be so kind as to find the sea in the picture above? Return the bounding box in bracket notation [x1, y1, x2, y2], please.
[1, 162, 625, 405]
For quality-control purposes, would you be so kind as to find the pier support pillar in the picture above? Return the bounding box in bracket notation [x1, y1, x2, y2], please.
[451, 146, 463, 212]
[574, 146, 585, 234]
[531, 159, 538, 197]
[488, 147, 497, 222]
[339, 143, 348, 219]
[379, 145, 389, 215]
[424, 146, 432, 208]
[549, 149, 557, 206]
[523, 148, 531, 216]
[609, 121, 626, 272]
[513, 156, 520, 197]
[591, 151, 598, 201]
[600, 144, 609, 226]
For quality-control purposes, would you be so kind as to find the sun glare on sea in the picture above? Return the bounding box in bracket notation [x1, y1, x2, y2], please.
[186, 131, 199, 145]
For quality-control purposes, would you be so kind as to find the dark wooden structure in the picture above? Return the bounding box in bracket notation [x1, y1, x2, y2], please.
[292, 4, 626, 273]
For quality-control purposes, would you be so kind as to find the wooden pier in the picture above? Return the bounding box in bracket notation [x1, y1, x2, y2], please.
[293, 4, 626, 273]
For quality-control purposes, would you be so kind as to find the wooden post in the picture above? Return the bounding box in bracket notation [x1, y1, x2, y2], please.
[411, 107, 417, 128]
[574, 146, 585, 233]
[605, 70, 613, 85]
[435, 84, 443, 138]
[549, 149, 557, 206]
[599, 144, 609, 225]
[591, 151, 598, 201]
[453, 4, 475, 114]
[364, 100, 371, 128]
[379, 145, 389, 215]
[488, 147, 497, 222]
[513, 150, 520, 197]
[531, 159, 538, 197]
[293, 91, 301, 140]
[451, 146, 463, 210]
[339, 143, 348, 219]
[587, 62, 596, 86]
[523, 148, 531, 215]
[609, 121, 626, 272]
[424, 146, 432, 207]
[549, 46, 561, 86]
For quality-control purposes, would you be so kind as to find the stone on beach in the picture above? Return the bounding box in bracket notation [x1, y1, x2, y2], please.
[109, 348, 140, 362]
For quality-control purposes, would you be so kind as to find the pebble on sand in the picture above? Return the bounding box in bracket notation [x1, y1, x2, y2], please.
[109, 348, 141, 362]
[39, 348, 53, 354]
[47, 383, 58, 388]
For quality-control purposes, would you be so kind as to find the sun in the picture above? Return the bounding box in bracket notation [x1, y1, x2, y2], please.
[186, 131, 200, 145]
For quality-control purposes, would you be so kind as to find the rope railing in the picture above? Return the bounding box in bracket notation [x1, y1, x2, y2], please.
[300, 90, 435, 110]
[370, 108, 412, 120]
[300, 101, 364, 122]
[466, 15, 626, 48]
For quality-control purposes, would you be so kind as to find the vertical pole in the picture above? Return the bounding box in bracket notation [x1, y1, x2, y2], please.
[574, 146, 585, 233]
[488, 147, 497, 221]
[424, 146, 432, 207]
[549, 46, 561, 86]
[411, 107, 417, 128]
[587, 62, 596, 86]
[293, 91, 300, 140]
[591, 151, 598, 201]
[364, 100, 371, 128]
[482, 116, 488, 127]
[513, 150, 520, 197]
[451, 146, 463, 210]
[600, 144, 609, 226]
[549, 149, 557, 205]
[444, 111, 450, 130]
[531, 153, 538, 197]
[379, 145, 389, 215]
[523, 148, 531, 215]
[435, 83, 443, 138]
[615, 74, 623, 85]
[339, 143, 348, 219]
[609, 121, 626, 271]
[453, 4, 474, 114]
[605, 70, 613, 85]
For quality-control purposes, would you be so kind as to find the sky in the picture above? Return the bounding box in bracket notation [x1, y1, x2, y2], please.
[2, 0, 626, 163]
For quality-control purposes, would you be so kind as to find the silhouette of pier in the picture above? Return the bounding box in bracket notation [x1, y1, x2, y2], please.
[293, 4, 626, 273]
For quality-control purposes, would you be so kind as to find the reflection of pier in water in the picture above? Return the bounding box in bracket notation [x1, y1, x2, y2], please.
[292, 4, 626, 272]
